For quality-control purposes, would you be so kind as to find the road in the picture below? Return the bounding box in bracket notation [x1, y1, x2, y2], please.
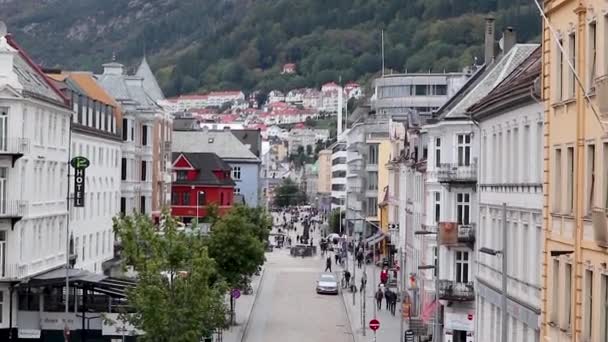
[242, 212, 353, 342]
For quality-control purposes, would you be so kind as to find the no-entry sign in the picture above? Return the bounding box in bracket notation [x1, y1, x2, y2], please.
[369, 318, 380, 331]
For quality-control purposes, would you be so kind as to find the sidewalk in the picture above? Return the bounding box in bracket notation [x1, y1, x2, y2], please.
[222, 267, 266, 342]
[340, 255, 403, 342]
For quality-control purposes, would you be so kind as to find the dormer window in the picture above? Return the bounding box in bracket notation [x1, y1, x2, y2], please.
[176, 171, 188, 181]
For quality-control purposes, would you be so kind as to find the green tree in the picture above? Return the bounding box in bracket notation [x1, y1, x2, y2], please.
[329, 208, 345, 234]
[229, 205, 272, 244]
[273, 179, 307, 207]
[113, 213, 227, 342]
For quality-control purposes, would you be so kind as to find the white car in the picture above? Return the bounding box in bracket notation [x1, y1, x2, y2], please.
[316, 273, 338, 295]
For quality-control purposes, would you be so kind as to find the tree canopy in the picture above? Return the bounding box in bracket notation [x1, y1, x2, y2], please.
[113, 213, 227, 342]
[273, 178, 307, 208]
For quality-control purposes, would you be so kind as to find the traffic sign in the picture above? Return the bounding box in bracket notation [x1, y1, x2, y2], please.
[467, 313, 473, 320]
[231, 289, 241, 299]
[369, 318, 380, 331]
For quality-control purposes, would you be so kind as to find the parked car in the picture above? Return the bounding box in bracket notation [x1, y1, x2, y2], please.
[316, 273, 338, 295]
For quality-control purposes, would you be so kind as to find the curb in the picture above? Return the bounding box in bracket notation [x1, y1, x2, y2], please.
[238, 267, 266, 342]
[339, 286, 358, 342]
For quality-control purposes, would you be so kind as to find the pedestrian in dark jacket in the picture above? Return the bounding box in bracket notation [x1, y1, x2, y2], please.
[390, 291, 398, 316]
[375, 287, 383, 310]
[325, 256, 332, 272]
[384, 288, 392, 310]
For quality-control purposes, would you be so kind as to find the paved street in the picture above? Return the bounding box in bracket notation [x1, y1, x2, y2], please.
[242, 213, 353, 342]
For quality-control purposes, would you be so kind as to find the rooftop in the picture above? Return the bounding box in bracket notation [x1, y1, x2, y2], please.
[172, 152, 235, 186]
[172, 129, 260, 162]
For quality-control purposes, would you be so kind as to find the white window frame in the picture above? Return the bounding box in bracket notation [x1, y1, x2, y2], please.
[232, 166, 242, 180]
[456, 193, 471, 225]
[454, 250, 470, 283]
[457, 133, 471, 166]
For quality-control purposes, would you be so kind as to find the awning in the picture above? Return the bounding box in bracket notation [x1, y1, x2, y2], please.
[365, 231, 386, 245]
[27, 268, 136, 298]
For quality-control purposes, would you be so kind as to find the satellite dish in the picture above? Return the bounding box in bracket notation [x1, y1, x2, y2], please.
[0, 22, 6, 37]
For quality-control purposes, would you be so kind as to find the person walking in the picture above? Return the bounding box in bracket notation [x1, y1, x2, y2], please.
[380, 266, 389, 285]
[296, 235, 300, 243]
[325, 256, 332, 272]
[375, 287, 383, 311]
[384, 288, 392, 310]
[356, 249, 363, 269]
[344, 269, 351, 288]
[360, 271, 367, 292]
[389, 291, 397, 316]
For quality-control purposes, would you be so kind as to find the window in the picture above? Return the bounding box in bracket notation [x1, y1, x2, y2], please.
[567, 147, 574, 213]
[197, 191, 206, 205]
[584, 269, 593, 340]
[456, 193, 470, 225]
[601, 274, 608, 342]
[95, 232, 100, 256]
[589, 21, 597, 88]
[555, 148, 562, 211]
[415, 85, 427, 96]
[587, 144, 595, 213]
[121, 158, 127, 181]
[432, 246, 438, 277]
[457, 134, 471, 166]
[142, 125, 148, 146]
[368, 144, 378, 165]
[234, 188, 241, 194]
[434, 192, 441, 223]
[564, 263, 572, 329]
[220, 192, 225, 206]
[367, 171, 378, 190]
[557, 39, 564, 101]
[232, 166, 241, 180]
[141, 161, 147, 181]
[140, 196, 146, 214]
[122, 118, 128, 141]
[569, 33, 576, 98]
[435, 138, 441, 167]
[182, 192, 190, 206]
[172, 192, 179, 205]
[366, 197, 378, 217]
[177, 171, 188, 181]
[455, 251, 469, 283]
[434, 84, 447, 95]
[120, 197, 126, 215]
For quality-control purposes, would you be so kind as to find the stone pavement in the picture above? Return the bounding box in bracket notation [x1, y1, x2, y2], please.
[222, 263, 266, 342]
[340, 255, 403, 342]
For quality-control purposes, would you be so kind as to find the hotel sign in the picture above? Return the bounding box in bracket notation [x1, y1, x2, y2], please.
[71, 156, 90, 207]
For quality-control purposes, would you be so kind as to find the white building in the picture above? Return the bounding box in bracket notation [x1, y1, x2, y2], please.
[421, 42, 538, 342]
[206, 91, 245, 107]
[0, 33, 73, 325]
[267, 90, 285, 104]
[330, 138, 347, 211]
[45, 71, 122, 274]
[470, 48, 543, 342]
[97, 62, 162, 215]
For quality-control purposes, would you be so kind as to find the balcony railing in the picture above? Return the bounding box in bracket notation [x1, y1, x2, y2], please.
[438, 280, 475, 302]
[436, 163, 477, 183]
[0, 200, 28, 218]
[438, 222, 475, 246]
[0, 138, 30, 166]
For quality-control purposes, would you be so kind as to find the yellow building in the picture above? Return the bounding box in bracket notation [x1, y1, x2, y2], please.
[542, 1, 608, 341]
[317, 149, 332, 194]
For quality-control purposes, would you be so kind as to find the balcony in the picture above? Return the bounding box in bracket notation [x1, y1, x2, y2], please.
[436, 163, 477, 185]
[0, 137, 30, 166]
[438, 222, 475, 246]
[0, 200, 28, 228]
[438, 280, 475, 302]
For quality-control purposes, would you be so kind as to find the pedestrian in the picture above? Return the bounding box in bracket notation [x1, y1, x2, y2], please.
[325, 256, 332, 272]
[344, 269, 351, 288]
[384, 288, 392, 310]
[380, 266, 389, 285]
[335, 253, 339, 265]
[360, 271, 367, 292]
[356, 250, 363, 269]
[375, 287, 383, 311]
[310, 237, 313, 246]
[390, 291, 397, 316]
[296, 235, 300, 243]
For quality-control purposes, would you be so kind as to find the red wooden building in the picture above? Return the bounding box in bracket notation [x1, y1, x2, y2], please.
[171, 152, 235, 222]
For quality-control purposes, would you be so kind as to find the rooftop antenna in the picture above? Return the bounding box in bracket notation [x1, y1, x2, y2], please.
[381, 30, 385, 77]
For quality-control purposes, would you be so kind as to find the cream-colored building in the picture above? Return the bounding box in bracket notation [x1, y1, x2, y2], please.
[317, 149, 332, 194]
[542, 1, 608, 341]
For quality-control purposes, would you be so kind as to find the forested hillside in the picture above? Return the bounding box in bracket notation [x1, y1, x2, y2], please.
[1, 0, 540, 96]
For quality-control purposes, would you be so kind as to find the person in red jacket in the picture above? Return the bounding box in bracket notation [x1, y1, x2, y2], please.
[380, 266, 389, 285]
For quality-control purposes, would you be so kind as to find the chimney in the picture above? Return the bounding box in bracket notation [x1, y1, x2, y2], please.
[502, 27, 517, 54]
[124, 76, 144, 88]
[484, 16, 496, 65]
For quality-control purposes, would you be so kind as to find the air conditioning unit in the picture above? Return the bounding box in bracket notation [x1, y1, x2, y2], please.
[595, 75, 608, 116]
[591, 207, 608, 247]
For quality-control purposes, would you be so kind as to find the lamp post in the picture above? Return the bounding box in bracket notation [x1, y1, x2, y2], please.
[196, 190, 205, 224]
[415, 229, 440, 342]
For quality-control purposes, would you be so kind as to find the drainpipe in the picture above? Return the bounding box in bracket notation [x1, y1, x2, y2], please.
[8, 284, 13, 342]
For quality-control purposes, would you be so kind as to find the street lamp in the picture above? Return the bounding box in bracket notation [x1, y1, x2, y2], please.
[196, 191, 205, 224]
[415, 230, 440, 342]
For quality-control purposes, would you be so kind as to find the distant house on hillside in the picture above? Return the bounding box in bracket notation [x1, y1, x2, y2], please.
[281, 63, 297, 74]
